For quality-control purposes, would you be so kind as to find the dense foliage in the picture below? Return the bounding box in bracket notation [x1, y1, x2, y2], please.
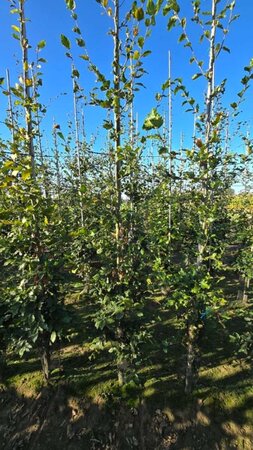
[0, 0, 252, 399]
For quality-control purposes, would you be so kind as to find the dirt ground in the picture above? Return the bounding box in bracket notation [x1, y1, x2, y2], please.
[1, 380, 253, 450]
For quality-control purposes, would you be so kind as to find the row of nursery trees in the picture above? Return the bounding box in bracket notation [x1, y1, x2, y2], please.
[0, 0, 253, 394]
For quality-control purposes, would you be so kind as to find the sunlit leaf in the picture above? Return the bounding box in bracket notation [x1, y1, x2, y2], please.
[66, 0, 76, 10]
[192, 73, 202, 80]
[134, 7, 144, 21]
[61, 34, 71, 49]
[50, 331, 57, 343]
[11, 25, 20, 33]
[76, 38, 85, 47]
[37, 40, 46, 49]
[143, 108, 163, 130]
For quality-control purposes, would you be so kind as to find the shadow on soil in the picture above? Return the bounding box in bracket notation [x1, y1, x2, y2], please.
[1, 263, 253, 449]
[1, 365, 253, 450]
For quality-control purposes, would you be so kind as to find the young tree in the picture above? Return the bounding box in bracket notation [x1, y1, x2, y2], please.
[0, 0, 70, 381]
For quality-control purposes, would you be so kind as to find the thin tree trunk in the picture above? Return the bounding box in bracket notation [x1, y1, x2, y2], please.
[72, 66, 84, 227]
[197, 0, 217, 266]
[31, 67, 49, 198]
[188, 0, 218, 395]
[0, 340, 7, 382]
[185, 323, 196, 394]
[20, 0, 51, 381]
[117, 366, 125, 386]
[178, 132, 185, 228]
[237, 276, 250, 303]
[19, 0, 35, 178]
[113, 0, 127, 385]
[205, 0, 217, 152]
[40, 332, 51, 381]
[243, 277, 250, 303]
[6, 68, 15, 143]
[168, 50, 173, 261]
[113, 0, 122, 275]
[53, 120, 61, 199]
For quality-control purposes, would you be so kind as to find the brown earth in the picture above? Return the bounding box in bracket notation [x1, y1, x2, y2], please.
[1, 381, 253, 450]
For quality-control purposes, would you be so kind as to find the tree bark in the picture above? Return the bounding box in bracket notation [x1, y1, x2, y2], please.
[40, 332, 51, 382]
[113, 0, 122, 278]
[72, 66, 84, 227]
[185, 323, 196, 394]
[19, 0, 35, 178]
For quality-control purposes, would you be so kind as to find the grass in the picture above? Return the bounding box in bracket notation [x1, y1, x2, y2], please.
[5, 287, 251, 404]
[1, 250, 253, 449]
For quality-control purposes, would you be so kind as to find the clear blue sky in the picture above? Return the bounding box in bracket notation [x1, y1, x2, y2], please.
[1, 0, 253, 155]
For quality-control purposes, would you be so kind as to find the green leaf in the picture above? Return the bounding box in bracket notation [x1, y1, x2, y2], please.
[222, 46, 230, 53]
[103, 120, 113, 130]
[167, 15, 177, 30]
[73, 26, 81, 34]
[61, 34, 71, 49]
[200, 280, 210, 289]
[159, 147, 168, 155]
[163, 0, 180, 15]
[134, 7, 144, 21]
[192, 73, 202, 80]
[181, 17, 186, 27]
[133, 50, 140, 60]
[179, 33, 186, 42]
[66, 0, 76, 10]
[57, 132, 65, 141]
[156, 0, 164, 13]
[80, 54, 89, 61]
[72, 68, 80, 78]
[138, 36, 144, 48]
[76, 38, 85, 47]
[147, 0, 156, 15]
[0, 77, 4, 86]
[37, 40, 46, 49]
[21, 170, 31, 181]
[143, 108, 163, 130]
[50, 331, 57, 343]
[11, 25, 20, 33]
[171, 0, 180, 13]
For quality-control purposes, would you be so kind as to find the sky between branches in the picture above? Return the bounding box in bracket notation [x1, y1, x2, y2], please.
[1, 0, 253, 156]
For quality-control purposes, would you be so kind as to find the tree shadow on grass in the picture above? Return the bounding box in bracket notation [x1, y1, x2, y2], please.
[139, 363, 253, 449]
[2, 286, 253, 449]
[1, 359, 253, 450]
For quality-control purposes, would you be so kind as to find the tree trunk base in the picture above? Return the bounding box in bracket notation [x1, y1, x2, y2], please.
[41, 344, 51, 382]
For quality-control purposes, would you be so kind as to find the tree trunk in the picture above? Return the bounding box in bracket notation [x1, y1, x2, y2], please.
[238, 277, 250, 303]
[237, 275, 250, 303]
[72, 65, 84, 227]
[0, 345, 6, 383]
[53, 122, 61, 199]
[168, 50, 173, 263]
[185, 323, 196, 394]
[40, 334, 51, 382]
[113, 0, 122, 277]
[19, 0, 35, 177]
[117, 360, 128, 386]
[197, 0, 217, 267]
[6, 68, 15, 143]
